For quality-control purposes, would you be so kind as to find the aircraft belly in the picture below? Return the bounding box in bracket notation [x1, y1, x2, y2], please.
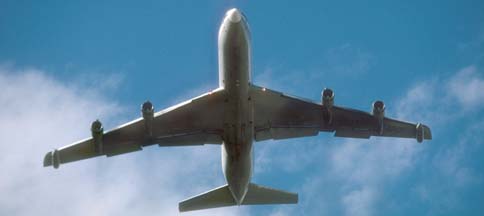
[218, 13, 253, 203]
[222, 87, 253, 191]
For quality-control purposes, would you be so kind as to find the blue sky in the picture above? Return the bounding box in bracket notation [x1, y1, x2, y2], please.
[1, 1, 483, 215]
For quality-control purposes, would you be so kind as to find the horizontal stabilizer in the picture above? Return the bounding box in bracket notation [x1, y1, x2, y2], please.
[243, 183, 298, 205]
[179, 183, 298, 212]
[179, 184, 235, 212]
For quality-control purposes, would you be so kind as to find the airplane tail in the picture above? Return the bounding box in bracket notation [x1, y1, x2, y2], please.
[179, 184, 235, 212]
[178, 183, 298, 212]
[243, 183, 298, 205]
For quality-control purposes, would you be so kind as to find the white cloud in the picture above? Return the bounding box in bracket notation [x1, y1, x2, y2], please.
[0, 65, 247, 216]
[432, 120, 483, 188]
[330, 139, 419, 185]
[327, 138, 421, 216]
[447, 65, 484, 109]
[342, 187, 376, 216]
[396, 65, 484, 124]
[264, 64, 484, 215]
[328, 65, 484, 214]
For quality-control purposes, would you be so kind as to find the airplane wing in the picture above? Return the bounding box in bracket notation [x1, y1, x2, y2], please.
[44, 88, 226, 169]
[251, 85, 431, 142]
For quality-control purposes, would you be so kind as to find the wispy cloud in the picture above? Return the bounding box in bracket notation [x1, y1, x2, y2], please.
[262, 64, 484, 215]
[3, 61, 481, 215]
[332, 65, 484, 215]
[342, 187, 375, 216]
[447, 65, 484, 109]
[0, 65, 247, 215]
[396, 65, 484, 123]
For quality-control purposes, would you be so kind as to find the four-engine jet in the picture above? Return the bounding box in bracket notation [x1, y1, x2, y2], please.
[44, 8, 431, 212]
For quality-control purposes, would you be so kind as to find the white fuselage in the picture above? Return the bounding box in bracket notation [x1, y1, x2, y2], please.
[218, 9, 253, 204]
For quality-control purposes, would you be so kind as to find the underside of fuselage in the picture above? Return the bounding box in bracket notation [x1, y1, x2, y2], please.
[218, 8, 253, 204]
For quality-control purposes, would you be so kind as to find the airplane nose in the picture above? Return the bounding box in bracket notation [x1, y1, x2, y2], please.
[226, 8, 242, 23]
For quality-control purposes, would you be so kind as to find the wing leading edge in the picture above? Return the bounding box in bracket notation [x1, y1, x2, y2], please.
[250, 85, 431, 142]
[44, 88, 226, 169]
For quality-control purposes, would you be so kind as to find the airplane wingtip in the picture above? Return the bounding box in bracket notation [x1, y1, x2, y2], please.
[43, 151, 53, 167]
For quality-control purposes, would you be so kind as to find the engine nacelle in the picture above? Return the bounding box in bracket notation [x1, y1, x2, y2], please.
[91, 119, 104, 154]
[141, 101, 154, 136]
[372, 100, 385, 118]
[416, 123, 424, 143]
[321, 88, 335, 124]
[52, 149, 60, 169]
[372, 101, 385, 135]
[321, 88, 334, 109]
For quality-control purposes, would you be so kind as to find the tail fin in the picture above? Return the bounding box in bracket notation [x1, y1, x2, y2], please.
[178, 183, 298, 212]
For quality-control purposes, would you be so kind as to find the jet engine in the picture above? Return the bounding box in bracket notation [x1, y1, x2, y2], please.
[142, 101, 154, 136]
[372, 100, 385, 118]
[416, 123, 424, 143]
[321, 88, 335, 124]
[372, 101, 385, 135]
[321, 88, 334, 109]
[91, 119, 104, 154]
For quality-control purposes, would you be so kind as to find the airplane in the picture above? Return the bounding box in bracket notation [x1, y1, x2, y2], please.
[43, 8, 432, 212]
